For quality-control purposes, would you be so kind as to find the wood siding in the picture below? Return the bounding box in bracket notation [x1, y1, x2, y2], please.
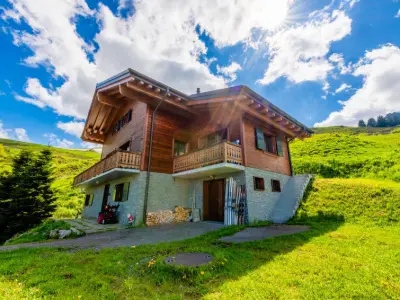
[242, 117, 291, 176]
[142, 108, 190, 173]
[101, 100, 147, 159]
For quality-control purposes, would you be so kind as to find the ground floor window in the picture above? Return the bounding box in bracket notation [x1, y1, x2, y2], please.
[253, 177, 265, 191]
[113, 182, 130, 202]
[271, 179, 281, 192]
[84, 194, 94, 206]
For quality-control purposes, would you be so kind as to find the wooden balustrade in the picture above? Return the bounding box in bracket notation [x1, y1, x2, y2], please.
[173, 141, 242, 173]
[73, 151, 141, 186]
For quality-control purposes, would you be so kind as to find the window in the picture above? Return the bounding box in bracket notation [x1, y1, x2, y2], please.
[271, 180, 281, 192]
[276, 138, 284, 157]
[111, 109, 133, 135]
[84, 194, 94, 207]
[255, 128, 277, 154]
[199, 129, 227, 148]
[253, 177, 265, 191]
[174, 140, 187, 157]
[113, 182, 130, 202]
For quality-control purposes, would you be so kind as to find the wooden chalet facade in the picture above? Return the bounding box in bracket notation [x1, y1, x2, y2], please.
[76, 69, 312, 225]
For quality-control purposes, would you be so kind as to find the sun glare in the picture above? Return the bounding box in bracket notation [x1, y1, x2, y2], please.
[261, 1, 290, 29]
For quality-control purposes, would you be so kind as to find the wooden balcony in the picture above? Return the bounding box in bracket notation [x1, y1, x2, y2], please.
[173, 141, 243, 175]
[74, 151, 141, 186]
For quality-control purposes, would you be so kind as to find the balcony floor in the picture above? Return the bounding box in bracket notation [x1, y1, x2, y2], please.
[172, 162, 244, 179]
[76, 168, 140, 188]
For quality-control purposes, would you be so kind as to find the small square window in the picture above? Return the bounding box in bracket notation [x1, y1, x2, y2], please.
[113, 182, 130, 202]
[271, 180, 281, 192]
[253, 177, 265, 191]
[84, 194, 93, 207]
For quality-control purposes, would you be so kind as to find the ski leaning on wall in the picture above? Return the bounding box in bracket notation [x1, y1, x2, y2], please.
[224, 177, 247, 226]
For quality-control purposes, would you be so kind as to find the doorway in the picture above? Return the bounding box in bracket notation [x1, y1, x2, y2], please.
[203, 179, 225, 222]
[102, 184, 110, 212]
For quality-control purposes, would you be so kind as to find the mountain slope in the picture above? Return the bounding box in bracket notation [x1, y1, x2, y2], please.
[290, 126, 400, 182]
[0, 138, 100, 218]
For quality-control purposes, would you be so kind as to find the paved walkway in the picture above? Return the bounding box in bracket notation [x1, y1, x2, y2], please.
[66, 218, 124, 234]
[0, 222, 223, 251]
[219, 224, 310, 243]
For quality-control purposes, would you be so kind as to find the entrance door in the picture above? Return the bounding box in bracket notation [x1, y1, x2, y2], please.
[203, 179, 225, 222]
[102, 184, 110, 212]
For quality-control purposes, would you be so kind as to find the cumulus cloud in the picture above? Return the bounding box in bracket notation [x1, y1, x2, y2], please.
[44, 133, 74, 148]
[396, 9, 400, 18]
[0, 120, 30, 142]
[57, 121, 84, 138]
[329, 53, 352, 74]
[315, 44, 400, 127]
[258, 10, 352, 85]
[216, 62, 242, 82]
[335, 83, 352, 94]
[3, 0, 294, 123]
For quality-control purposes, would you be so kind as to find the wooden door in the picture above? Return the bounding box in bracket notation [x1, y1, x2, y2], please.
[203, 179, 225, 222]
[102, 184, 110, 212]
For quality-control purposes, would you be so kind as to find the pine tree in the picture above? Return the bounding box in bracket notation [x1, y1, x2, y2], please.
[367, 118, 377, 127]
[0, 149, 56, 243]
[358, 120, 366, 127]
[376, 115, 386, 127]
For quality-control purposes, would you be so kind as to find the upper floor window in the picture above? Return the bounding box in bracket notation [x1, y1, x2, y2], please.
[199, 129, 227, 148]
[174, 140, 187, 157]
[112, 109, 132, 135]
[255, 128, 284, 157]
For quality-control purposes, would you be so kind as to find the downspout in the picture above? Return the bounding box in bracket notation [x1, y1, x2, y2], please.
[142, 87, 169, 224]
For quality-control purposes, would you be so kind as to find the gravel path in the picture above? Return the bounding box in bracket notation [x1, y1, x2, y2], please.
[1, 222, 223, 251]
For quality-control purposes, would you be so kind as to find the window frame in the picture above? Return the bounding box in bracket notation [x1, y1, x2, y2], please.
[113, 182, 130, 202]
[84, 194, 94, 207]
[173, 139, 188, 157]
[253, 176, 265, 191]
[255, 127, 280, 155]
[271, 179, 281, 192]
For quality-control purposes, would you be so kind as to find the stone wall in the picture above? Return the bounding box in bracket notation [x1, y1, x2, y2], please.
[244, 167, 291, 223]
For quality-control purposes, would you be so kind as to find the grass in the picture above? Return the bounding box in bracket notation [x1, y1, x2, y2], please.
[291, 127, 400, 181]
[4, 220, 74, 246]
[0, 138, 100, 219]
[0, 179, 399, 299]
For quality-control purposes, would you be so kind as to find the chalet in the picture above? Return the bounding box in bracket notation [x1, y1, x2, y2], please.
[74, 68, 313, 225]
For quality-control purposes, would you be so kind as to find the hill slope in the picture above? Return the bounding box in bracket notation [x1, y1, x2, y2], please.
[0, 139, 100, 218]
[290, 126, 400, 181]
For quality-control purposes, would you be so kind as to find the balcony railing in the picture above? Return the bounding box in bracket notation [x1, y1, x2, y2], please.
[173, 141, 243, 173]
[74, 150, 141, 186]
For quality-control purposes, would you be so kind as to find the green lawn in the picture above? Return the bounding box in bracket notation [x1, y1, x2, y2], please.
[1, 179, 399, 299]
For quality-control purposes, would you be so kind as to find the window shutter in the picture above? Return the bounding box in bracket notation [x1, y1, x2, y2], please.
[89, 194, 94, 206]
[113, 188, 116, 201]
[255, 128, 266, 151]
[276, 137, 284, 156]
[123, 182, 130, 202]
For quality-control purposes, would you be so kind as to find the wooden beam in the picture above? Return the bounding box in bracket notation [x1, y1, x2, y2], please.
[274, 116, 283, 122]
[250, 103, 261, 109]
[97, 92, 123, 108]
[97, 77, 134, 93]
[236, 102, 297, 137]
[259, 107, 269, 114]
[120, 83, 197, 115]
[187, 95, 238, 106]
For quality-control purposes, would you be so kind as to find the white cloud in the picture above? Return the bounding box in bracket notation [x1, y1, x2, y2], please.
[315, 44, 400, 127]
[258, 10, 352, 85]
[0, 120, 30, 142]
[44, 133, 74, 148]
[335, 83, 352, 94]
[329, 53, 352, 74]
[14, 128, 30, 142]
[57, 121, 84, 138]
[216, 62, 242, 82]
[3, 0, 293, 123]
[396, 9, 400, 18]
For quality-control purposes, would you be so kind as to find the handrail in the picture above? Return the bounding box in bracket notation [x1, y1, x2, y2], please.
[74, 151, 141, 185]
[173, 141, 242, 173]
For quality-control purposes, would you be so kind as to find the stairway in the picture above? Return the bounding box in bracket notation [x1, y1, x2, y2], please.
[269, 174, 312, 224]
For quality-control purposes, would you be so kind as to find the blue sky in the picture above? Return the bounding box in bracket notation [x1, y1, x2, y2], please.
[0, 0, 399, 148]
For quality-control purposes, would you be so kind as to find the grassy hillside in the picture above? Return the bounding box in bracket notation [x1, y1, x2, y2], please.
[290, 126, 400, 181]
[0, 138, 100, 219]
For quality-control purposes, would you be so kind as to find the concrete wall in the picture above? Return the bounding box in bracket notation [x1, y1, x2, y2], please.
[244, 167, 291, 223]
